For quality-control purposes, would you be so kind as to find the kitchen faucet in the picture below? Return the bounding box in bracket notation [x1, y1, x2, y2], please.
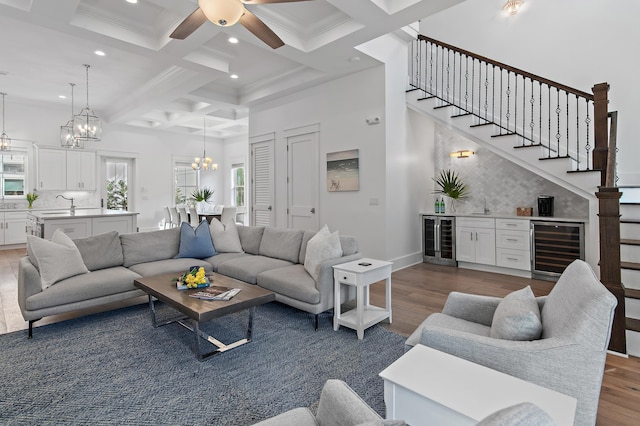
[56, 195, 76, 214]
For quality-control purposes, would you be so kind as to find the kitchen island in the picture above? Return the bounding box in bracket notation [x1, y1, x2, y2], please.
[27, 209, 138, 239]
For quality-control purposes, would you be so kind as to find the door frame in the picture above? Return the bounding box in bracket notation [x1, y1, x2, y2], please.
[100, 154, 136, 212]
[285, 124, 320, 230]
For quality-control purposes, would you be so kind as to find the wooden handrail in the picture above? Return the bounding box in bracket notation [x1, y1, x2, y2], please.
[418, 35, 594, 100]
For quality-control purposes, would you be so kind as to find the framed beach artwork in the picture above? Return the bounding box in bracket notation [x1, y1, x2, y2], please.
[327, 149, 359, 192]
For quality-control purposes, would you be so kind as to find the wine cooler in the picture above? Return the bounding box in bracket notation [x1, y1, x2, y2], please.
[422, 215, 456, 266]
[531, 221, 584, 280]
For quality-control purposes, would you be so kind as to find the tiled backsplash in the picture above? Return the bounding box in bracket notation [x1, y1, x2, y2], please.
[433, 124, 589, 218]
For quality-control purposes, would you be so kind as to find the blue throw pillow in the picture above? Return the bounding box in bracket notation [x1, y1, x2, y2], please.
[175, 221, 216, 259]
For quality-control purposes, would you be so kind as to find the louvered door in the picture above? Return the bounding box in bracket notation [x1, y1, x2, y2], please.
[250, 137, 275, 227]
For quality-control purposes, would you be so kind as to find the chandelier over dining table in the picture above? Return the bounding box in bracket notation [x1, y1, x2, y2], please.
[192, 118, 218, 171]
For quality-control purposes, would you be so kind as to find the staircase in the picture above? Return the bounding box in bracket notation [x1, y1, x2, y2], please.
[408, 35, 627, 354]
[621, 187, 640, 356]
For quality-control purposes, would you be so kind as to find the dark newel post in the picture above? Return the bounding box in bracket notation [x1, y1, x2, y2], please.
[596, 187, 626, 354]
[592, 83, 610, 185]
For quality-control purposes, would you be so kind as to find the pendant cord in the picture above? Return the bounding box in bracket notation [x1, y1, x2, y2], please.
[83, 64, 90, 108]
[1, 92, 5, 133]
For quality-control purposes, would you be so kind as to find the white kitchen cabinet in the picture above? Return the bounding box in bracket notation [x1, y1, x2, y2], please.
[0, 211, 27, 244]
[37, 148, 67, 191]
[456, 217, 496, 266]
[36, 147, 96, 191]
[66, 151, 96, 190]
[43, 218, 92, 239]
[495, 218, 531, 271]
[92, 215, 136, 235]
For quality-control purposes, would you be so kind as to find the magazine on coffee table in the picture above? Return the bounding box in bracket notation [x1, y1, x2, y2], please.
[189, 286, 241, 301]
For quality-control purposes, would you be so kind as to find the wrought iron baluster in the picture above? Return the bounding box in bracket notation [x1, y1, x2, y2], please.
[429, 42, 434, 93]
[499, 67, 503, 133]
[492, 65, 495, 124]
[529, 79, 535, 143]
[566, 92, 569, 159]
[555, 88, 561, 156]
[576, 96, 580, 170]
[446, 48, 451, 102]
[465, 56, 469, 112]
[484, 63, 489, 120]
[539, 82, 543, 150]
[585, 99, 591, 170]
[523, 77, 527, 146]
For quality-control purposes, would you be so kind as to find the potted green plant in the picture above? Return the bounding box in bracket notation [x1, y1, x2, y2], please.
[191, 187, 214, 210]
[433, 169, 469, 212]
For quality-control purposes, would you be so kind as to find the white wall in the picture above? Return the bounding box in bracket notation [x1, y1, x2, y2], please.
[419, 0, 640, 184]
[250, 67, 387, 260]
[6, 100, 228, 231]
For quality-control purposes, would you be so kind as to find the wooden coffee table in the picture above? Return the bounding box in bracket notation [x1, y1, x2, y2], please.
[134, 272, 275, 361]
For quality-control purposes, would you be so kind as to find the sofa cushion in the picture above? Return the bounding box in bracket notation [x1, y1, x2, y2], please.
[120, 228, 180, 267]
[259, 227, 303, 263]
[217, 255, 293, 284]
[204, 252, 251, 271]
[490, 286, 542, 341]
[128, 258, 213, 277]
[209, 218, 243, 253]
[304, 226, 343, 281]
[73, 231, 124, 271]
[257, 264, 320, 305]
[237, 225, 265, 255]
[251, 407, 316, 426]
[176, 221, 216, 259]
[25, 266, 141, 311]
[27, 231, 89, 290]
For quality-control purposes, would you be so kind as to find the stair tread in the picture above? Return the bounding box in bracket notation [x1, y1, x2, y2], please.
[621, 219, 640, 224]
[622, 261, 640, 271]
[628, 317, 640, 332]
[626, 288, 640, 299]
[621, 239, 640, 246]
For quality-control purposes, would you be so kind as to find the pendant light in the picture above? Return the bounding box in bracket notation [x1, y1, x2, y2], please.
[0, 92, 11, 151]
[73, 64, 102, 142]
[192, 118, 218, 171]
[60, 83, 83, 149]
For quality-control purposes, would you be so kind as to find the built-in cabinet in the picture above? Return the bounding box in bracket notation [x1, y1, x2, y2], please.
[36, 147, 96, 191]
[456, 217, 496, 266]
[41, 214, 136, 240]
[495, 218, 531, 271]
[0, 211, 27, 244]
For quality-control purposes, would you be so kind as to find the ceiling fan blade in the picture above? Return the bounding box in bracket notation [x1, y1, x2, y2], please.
[239, 9, 284, 49]
[170, 8, 207, 40]
[242, 0, 314, 4]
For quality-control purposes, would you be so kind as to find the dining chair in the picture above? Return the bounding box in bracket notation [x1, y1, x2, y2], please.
[169, 207, 180, 228]
[177, 206, 189, 225]
[221, 206, 237, 224]
[235, 206, 246, 225]
[163, 207, 173, 229]
[188, 206, 201, 227]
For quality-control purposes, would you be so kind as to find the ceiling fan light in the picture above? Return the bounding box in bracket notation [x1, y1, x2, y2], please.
[199, 0, 244, 27]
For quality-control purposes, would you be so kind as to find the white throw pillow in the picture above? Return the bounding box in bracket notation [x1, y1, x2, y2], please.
[209, 218, 243, 253]
[27, 230, 89, 290]
[304, 225, 343, 281]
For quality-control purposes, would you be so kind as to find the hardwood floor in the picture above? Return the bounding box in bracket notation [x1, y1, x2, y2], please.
[2, 250, 639, 424]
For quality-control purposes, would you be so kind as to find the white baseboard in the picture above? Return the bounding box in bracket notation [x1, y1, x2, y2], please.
[389, 252, 423, 272]
[457, 262, 532, 278]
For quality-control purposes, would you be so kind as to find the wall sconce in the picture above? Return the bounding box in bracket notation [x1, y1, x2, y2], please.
[450, 150, 475, 159]
[503, 0, 524, 15]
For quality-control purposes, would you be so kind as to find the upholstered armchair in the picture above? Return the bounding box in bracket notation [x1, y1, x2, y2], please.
[405, 260, 617, 426]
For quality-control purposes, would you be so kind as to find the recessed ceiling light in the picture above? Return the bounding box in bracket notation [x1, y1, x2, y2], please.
[349, 56, 361, 63]
[230, 74, 239, 79]
[94, 50, 106, 56]
[228, 37, 239, 44]
[126, 0, 138, 4]
[58, 95, 67, 99]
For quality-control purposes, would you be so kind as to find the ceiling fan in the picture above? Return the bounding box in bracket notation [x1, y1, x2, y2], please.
[170, 0, 313, 49]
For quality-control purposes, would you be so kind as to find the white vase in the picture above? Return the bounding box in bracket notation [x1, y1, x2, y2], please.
[444, 196, 457, 213]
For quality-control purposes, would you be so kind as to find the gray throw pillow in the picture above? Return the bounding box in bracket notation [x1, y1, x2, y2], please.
[259, 227, 303, 263]
[27, 230, 89, 290]
[237, 225, 265, 255]
[209, 218, 243, 253]
[490, 285, 542, 341]
[476, 402, 554, 426]
[73, 231, 124, 271]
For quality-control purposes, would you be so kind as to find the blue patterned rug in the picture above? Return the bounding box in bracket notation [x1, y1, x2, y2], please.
[0, 302, 406, 425]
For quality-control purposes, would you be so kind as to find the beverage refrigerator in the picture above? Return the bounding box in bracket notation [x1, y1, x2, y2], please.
[422, 215, 457, 266]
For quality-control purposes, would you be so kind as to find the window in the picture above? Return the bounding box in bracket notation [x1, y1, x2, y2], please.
[1, 152, 26, 199]
[231, 164, 245, 207]
[175, 162, 197, 205]
[106, 161, 128, 210]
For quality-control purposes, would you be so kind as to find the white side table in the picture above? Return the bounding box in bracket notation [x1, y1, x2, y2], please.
[379, 345, 577, 425]
[332, 258, 392, 339]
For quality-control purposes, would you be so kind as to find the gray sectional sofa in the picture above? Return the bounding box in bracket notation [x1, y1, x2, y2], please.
[18, 225, 360, 337]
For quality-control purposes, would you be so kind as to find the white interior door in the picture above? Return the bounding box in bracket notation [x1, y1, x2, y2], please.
[287, 130, 319, 230]
[250, 137, 275, 226]
[101, 156, 135, 211]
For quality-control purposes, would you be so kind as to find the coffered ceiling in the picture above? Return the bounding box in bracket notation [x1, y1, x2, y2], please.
[0, 0, 462, 140]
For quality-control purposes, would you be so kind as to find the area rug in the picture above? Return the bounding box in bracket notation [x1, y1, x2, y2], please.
[0, 302, 406, 425]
